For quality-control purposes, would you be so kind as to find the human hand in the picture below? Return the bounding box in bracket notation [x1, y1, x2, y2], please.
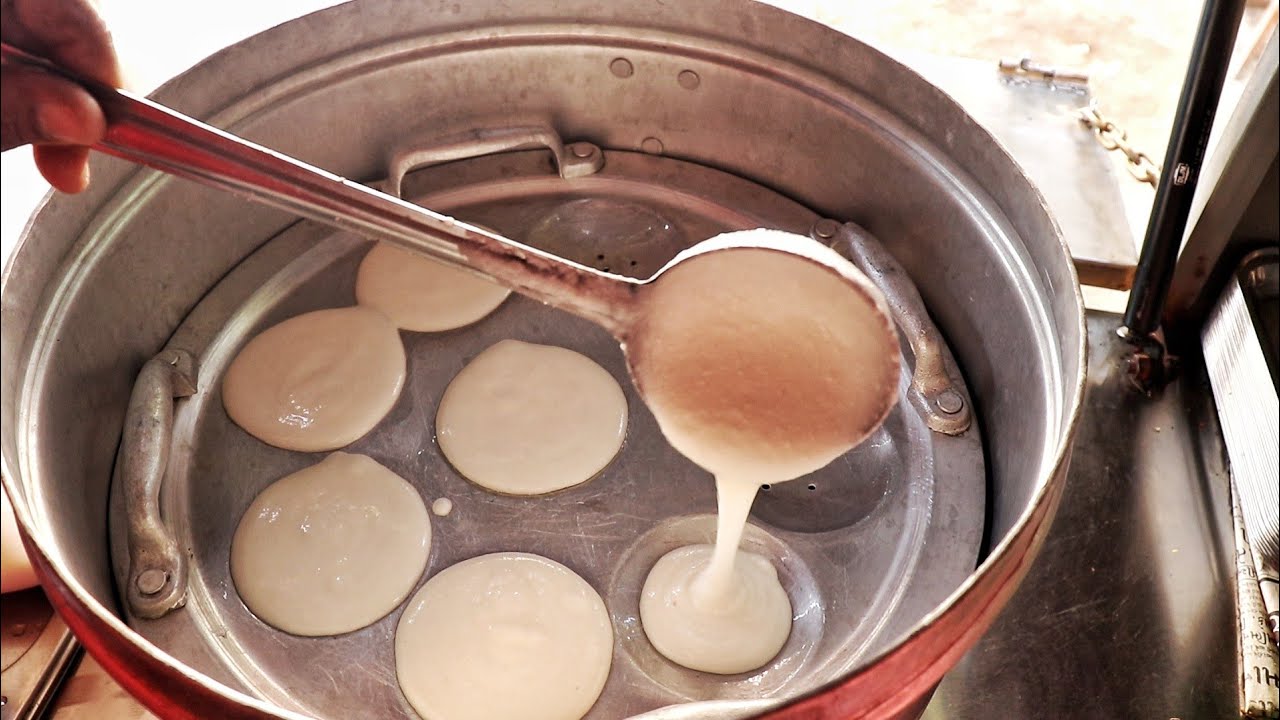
[1, 0, 122, 193]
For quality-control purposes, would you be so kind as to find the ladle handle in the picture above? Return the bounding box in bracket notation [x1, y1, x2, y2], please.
[0, 42, 638, 335]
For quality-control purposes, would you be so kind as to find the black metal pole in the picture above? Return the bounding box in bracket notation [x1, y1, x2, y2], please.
[1121, 0, 1248, 341]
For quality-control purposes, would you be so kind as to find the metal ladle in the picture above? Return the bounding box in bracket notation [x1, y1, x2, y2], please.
[1, 42, 902, 459]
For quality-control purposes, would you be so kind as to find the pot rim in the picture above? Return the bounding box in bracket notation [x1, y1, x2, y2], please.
[1, 0, 1087, 716]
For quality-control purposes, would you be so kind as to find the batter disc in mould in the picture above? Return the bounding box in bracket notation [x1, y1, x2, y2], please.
[395, 552, 612, 720]
[435, 339, 628, 495]
[355, 241, 510, 332]
[222, 305, 406, 452]
[640, 543, 792, 674]
[230, 452, 430, 637]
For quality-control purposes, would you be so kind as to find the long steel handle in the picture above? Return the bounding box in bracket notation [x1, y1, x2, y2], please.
[119, 350, 197, 620]
[0, 42, 638, 336]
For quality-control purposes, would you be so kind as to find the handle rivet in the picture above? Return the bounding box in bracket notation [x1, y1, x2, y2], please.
[813, 219, 841, 239]
[136, 569, 169, 596]
[936, 390, 964, 415]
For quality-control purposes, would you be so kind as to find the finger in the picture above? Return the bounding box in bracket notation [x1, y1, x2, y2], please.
[3, 0, 122, 87]
[33, 145, 92, 194]
[0, 64, 106, 150]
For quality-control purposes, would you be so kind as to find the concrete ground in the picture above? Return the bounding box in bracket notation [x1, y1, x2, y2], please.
[764, 0, 1275, 251]
[766, 0, 1205, 168]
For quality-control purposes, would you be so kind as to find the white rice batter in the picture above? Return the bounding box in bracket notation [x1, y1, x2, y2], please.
[222, 306, 406, 452]
[436, 339, 627, 495]
[230, 452, 430, 637]
[356, 242, 510, 332]
[395, 552, 612, 720]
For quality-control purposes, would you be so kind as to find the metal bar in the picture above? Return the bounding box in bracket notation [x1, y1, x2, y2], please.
[1121, 0, 1249, 341]
[0, 41, 638, 335]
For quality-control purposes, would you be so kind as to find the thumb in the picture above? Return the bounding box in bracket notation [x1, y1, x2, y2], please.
[0, 64, 106, 151]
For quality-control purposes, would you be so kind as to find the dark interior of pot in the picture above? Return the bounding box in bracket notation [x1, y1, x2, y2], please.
[0, 2, 1083, 718]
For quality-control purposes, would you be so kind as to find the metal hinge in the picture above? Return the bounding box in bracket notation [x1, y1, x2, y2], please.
[998, 56, 1090, 85]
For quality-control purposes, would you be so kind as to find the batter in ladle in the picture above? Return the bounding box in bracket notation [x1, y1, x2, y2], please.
[633, 236, 900, 674]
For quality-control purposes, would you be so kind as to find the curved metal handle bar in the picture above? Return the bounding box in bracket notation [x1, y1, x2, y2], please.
[824, 221, 973, 435]
[119, 350, 197, 619]
[386, 125, 604, 198]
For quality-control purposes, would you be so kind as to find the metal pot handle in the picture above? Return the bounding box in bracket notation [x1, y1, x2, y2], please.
[821, 220, 973, 435]
[119, 349, 197, 619]
[385, 125, 604, 198]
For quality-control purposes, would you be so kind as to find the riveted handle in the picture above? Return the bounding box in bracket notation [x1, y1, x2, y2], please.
[119, 349, 197, 619]
[822, 221, 973, 435]
[385, 125, 604, 199]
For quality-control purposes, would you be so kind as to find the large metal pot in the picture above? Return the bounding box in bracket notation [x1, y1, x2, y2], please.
[0, 1, 1085, 718]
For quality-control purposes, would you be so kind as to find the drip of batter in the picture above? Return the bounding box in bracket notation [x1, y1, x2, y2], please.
[436, 339, 627, 495]
[395, 552, 612, 720]
[356, 241, 510, 332]
[640, 478, 792, 674]
[222, 305, 405, 452]
[632, 241, 900, 674]
[230, 452, 430, 637]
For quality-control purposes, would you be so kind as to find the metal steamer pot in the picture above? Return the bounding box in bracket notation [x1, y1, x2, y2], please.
[0, 2, 1085, 718]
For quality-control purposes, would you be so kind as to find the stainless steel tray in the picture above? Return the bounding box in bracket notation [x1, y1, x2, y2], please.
[107, 147, 986, 719]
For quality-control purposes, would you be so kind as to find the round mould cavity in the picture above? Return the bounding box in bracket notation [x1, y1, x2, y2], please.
[607, 514, 824, 701]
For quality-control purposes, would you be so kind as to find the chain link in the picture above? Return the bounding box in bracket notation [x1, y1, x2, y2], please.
[1076, 102, 1161, 188]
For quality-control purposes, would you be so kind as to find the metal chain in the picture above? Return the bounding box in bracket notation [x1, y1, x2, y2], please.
[1076, 102, 1161, 188]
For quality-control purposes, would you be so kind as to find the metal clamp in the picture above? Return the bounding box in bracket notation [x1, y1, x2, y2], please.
[817, 220, 973, 435]
[120, 349, 197, 619]
[386, 125, 604, 198]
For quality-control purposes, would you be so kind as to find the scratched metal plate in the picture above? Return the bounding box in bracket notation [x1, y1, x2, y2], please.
[108, 150, 985, 719]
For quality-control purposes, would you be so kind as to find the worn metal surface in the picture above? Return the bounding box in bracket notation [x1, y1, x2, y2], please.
[921, 312, 1239, 720]
[0, 2, 1084, 718]
[904, 52, 1138, 290]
